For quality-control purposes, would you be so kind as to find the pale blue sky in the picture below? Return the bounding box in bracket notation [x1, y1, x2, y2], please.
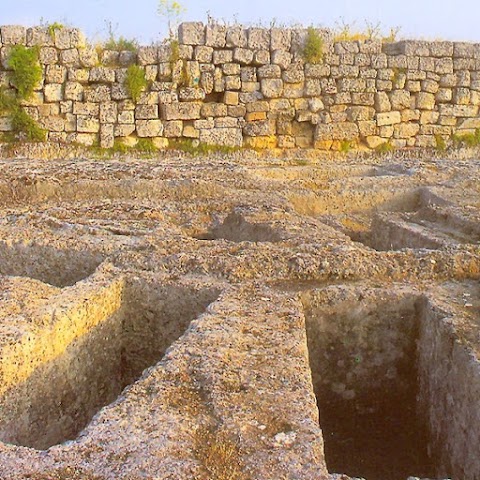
[1, 0, 478, 44]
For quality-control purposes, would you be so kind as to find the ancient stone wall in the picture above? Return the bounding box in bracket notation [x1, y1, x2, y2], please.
[1, 23, 480, 150]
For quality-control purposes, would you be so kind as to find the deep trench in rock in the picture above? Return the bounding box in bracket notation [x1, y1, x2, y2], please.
[303, 290, 443, 480]
[0, 280, 220, 450]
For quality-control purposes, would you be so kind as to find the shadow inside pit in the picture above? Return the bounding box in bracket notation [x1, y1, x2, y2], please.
[302, 290, 441, 480]
[0, 279, 220, 450]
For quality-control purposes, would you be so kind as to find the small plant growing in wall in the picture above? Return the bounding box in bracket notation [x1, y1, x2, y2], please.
[0, 46, 46, 142]
[302, 27, 324, 64]
[8, 45, 43, 100]
[435, 134, 447, 152]
[47, 22, 64, 40]
[124, 65, 147, 103]
[158, 0, 186, 38]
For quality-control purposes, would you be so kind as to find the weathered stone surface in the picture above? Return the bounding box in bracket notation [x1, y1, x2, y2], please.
[162, 102, 201, 121]
[201, 103, 228, 117]
[271, 50, 292, 70]
[178, 22, 205, 45]
[315, 122, 359, 140]
[1, 26, 26, 45]
[100, 123, 114, 148]
[194, 46, 213, 63]
[136, 119, 163, 137]
[248, 28, 270, 50]
[253, 50, 270, 66]
[233, 48, 254, 65]
[375, 92, 391, 112]
[376, 111, 402, 126]
[226, 26, 248, 48]
[77, 115, 100, 133]
[163, 120, 183, 137]
[44, 84, 63, 103]
[416, 92, 435, 110]
[257, 65, 281, 79]
[179, 87, 206, 101]
[90, 67, 116, 83]
[205, 24, 226, 48]
[261, 79, 283, 98]
[200, 127, 243, 146]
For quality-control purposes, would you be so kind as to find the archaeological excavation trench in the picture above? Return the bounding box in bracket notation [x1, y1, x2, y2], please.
[302, 287, 480, 480]
[0, 278, 220, 450]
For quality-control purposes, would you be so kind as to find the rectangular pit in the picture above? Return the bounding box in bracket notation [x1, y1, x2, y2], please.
[0, 277, 220, 450]
[302, 287, 480, 480]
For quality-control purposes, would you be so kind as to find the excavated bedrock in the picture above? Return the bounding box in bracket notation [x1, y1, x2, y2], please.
[0, 153, 478, 480]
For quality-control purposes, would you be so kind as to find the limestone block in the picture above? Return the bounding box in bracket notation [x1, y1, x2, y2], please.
[46, 65, 67, 84]
[78, 46, 99, 68]
[163, 120, 183, 137]
[338, 78, 366, 93]
[429, 42, 454, 57]
[358, 120, 377, 137]
[376, 111, 401, 126]
[179, 87, 205, 101]
[214, 67, 225, 92]
[101, 50, 119, 66]
[224, 76, 241, 91]
[157, 90, 178, 103]
[44, 84, 63, 103]
[416, 92, 435, 110]
[272, 50, 292, 70]
[55, 28, 85, 49]
[200, 127, 243, 147]
[68, 68, 89, 83]
[239, 91, 264, 103]
[39, 47, 58, 65]
[457, 117, 480, 129]
[454, 87, 471, 105]
[100, 123, 114, 148]
[305, 79, 322, 97]
[305, 63, 331, 78]
[73, 102, 99, 116]
[270, 28, 291, 51]
[261, 79, 283, 98]
[454, 42, 475, 58]
[394, 123, 420, 138]
[282, 65, 304, 83]
[435, 58, 454, 75]
[200, 71, 214, 94]
[114, 124, 136, 137]
[401, 109, 421, 122]
[178, 45, 194, 60]
[111, 83, 129, 101]
[375, 92, 391, 112]
[205, 24, 226, 48]
[415, 135, 436, 147]
[438, 115, 456, 126]
[246, 112, 267, 122]
[371, 54, 388, 69]
[228, 105, 246, 117]
[419, 57, 435, 72]
[183, 124, 200, 138]
[309, 98, 325, 112]
[351, 92, 375, 106]
[383, 40, 430, 56]
[215, 117, 239, 128]
[60, 48, 80, 66]
[226, 26, 247, 48]
[354, 53, 371, 67]
[241, 81, 260, 93]
[390, 90, 411, 110]
[421, 79, 439, 94]
[241, 67, 257, 82]
[136, 119, 164, 137]
[243, 119, 274, 136]
[379, 125, 394, 137]
[194, 118, 215, 129]
[161, 102, 201, 120]
[1, 26, 26, 45]
[234, 48, 254, 65]
[248, 28, 270, 50]
[66, 132, 96, 145]
[178, 22, 205, 45]
[245, 135, 278, 148]
[420, 111, 440, 124]
[253, 50, 270, 66]
[258, 65, 282, 79]
[277, 135, 295, 148]
[118, 110, 134, 124]
[194, 45, 213, 63]
[90, 67, 116, 83]
[365, 135, 385, 149]
[201, 103, 228, 117]
[405, 80, 421, 92]
[85, 85, 111, 102]
[26, 27, 54, 47]
[60, 101, 73, 114]
[223, 63, 240, 75]
[64, 82, 83, 101]
[77, 115, 100, 133]
[347, 106, 376, 122]
[456, 70, 471, 87]
[315, 122, 359, 141]
[134, 104, 157, 120]
[213, 50, 233, 65]
[119, 51, 137, 66]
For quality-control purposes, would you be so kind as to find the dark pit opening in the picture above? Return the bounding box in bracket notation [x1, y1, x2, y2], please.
[193, 212, 283, 243]
[0, 241, 103, 287]
[0, 279, 220, 450]
[303, 289, 439, 480]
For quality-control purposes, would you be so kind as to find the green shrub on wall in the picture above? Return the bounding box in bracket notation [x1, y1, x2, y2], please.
[8, 45, 43, 100]
[302, 27, 324, 64]
[124, 65, 147, 103]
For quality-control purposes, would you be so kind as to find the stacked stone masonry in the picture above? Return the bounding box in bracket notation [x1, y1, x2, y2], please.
[1, 23, 480, 149]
